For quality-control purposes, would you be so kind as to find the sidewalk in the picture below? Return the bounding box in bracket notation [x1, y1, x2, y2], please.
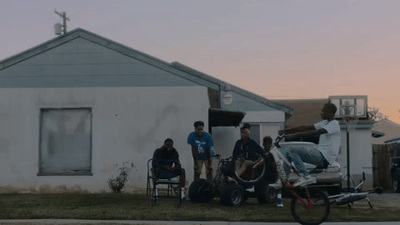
[0, 220, 399, 225]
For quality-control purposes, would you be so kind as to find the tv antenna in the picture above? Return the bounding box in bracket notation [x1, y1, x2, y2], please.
[54, 9, 70, 35]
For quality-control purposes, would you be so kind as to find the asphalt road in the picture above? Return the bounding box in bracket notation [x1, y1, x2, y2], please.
[0, 220, 399, 225]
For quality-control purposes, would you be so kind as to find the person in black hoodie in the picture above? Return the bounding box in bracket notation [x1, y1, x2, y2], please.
[232, 125, 264, 189]
[152, 138, 186, 198]
[232, 125, 263, 161]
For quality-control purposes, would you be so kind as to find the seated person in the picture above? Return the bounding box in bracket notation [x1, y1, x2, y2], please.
[232, 125, 264, 181]
[263, 136, 283, 208]
[152, 138, 186, 198]
[279, 102, 341, 187]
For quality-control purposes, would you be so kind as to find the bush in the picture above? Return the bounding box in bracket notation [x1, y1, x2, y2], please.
[107, 162, 135, 193]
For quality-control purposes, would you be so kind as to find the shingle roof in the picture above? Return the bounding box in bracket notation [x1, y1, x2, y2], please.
[273, 99, 327, 128]
[0, 27, 292, 115]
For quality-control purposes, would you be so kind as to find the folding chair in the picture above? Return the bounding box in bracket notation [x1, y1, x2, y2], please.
[147, 159, 182, 205]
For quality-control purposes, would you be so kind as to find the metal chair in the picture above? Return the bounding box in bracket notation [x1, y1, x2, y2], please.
[146, 159, 182, 205]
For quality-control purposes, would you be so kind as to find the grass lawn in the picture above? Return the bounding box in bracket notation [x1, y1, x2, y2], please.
[0, 193, 399, 223]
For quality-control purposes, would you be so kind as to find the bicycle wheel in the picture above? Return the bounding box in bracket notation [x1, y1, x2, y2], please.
[233, 154, 266, 184]
[290, 187, 330, 225]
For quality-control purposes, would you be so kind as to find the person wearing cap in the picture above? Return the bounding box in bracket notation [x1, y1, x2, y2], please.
[152, 138, 186, 199]
[232, 125, 264, 191]
[187, 121, 215, 181]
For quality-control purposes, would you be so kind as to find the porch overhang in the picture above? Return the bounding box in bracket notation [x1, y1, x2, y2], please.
[209, 108, 245, 127]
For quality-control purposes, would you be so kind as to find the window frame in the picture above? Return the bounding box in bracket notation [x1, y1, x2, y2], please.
[38, 107, 93, 176]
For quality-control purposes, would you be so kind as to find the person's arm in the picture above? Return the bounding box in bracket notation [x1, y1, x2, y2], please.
[152, 149, 159, 169]
[206, 148, 212, 162]
[153, 149, 170, 171]
[191, 145, 197, 161]
[279, 125, 315, 135]
[188, 133, 197, 162]
[172, 149, 181, 171]
[206, 133, 214, 160]
[286, 128, 327, 141]
[254, 142, 264, 157]
[232, 141, 241, 159]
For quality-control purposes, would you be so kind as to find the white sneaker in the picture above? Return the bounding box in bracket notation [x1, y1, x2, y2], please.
[269, 180, 282, 189]
[293, 175, 316, 187]
[246, 185, 255, 192]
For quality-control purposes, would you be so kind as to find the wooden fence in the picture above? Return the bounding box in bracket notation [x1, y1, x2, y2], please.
[372, 144, 398, 190]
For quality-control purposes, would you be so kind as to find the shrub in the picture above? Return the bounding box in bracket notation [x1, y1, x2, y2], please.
[107, 162, 135, 193]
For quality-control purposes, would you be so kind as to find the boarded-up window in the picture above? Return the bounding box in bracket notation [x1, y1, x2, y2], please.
[39, 108, 92, 175]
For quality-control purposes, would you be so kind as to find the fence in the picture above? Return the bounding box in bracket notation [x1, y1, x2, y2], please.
[372, 144, 397, 190]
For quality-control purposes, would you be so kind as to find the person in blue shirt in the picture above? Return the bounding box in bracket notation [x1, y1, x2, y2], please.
[187, 121, 215, 181]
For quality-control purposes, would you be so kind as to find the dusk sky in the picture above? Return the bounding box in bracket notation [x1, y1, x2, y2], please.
[1, 0, 400, 123]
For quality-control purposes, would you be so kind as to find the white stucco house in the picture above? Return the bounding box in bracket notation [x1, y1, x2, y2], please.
[0, 28, 292, 193]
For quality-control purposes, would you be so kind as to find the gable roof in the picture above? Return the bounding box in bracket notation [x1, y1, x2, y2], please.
[372, 118, 400, 144]
[0, 27, 292, 115]
[171, 62, 292, 114]
[0, 28, 217, 89]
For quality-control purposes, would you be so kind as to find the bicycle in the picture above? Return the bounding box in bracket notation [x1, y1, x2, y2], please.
[327, 172, 372, 209]
[269, 134, 330, 225]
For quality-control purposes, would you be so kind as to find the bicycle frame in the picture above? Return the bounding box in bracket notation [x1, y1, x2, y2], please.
[269, 135, 331, 225]
[269, 135, 316, 208]
[327, 172, 372, 208]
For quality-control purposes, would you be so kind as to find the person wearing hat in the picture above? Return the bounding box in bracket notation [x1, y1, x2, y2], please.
[232, 124, 264, 191]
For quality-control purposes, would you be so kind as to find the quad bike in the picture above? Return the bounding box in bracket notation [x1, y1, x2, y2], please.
[188, 153, 278, 206]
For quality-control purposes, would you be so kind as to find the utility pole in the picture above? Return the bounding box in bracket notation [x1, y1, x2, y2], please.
[54, 9, 70, 35]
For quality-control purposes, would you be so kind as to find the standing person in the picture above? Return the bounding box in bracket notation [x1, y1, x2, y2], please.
[152, 138, 186, 199]
[187, 121, 215, 181]
[262, 136, 283, 208]
[279, 102, 341, 187]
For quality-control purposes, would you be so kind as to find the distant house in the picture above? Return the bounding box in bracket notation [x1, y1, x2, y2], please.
[372, 119, 400, 145]
[0, 28, 292, 193]
[274, 98, 375, 189]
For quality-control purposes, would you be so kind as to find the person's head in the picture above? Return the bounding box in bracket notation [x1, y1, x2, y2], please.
[321, 102, 337, 120]
[163, 138, 174, 151]
[240, 126, 250, 140]
[263, 136, 272, 151]
[194, 121, 205, 137]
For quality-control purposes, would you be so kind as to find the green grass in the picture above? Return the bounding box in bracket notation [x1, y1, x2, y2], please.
[0, 193, 399, 223]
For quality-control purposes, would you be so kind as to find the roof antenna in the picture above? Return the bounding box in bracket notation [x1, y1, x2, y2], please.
[54, 9, 70, 35]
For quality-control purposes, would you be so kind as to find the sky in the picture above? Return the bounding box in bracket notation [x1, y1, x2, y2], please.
[1, 0, 400, 123]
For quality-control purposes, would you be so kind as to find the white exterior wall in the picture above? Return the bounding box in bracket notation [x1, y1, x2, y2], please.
[242, 110, 285, 143]
[212, 127, 241, 158]
[338, 129, 373, 189]
[211, 110, 284, 158]
[0, 86, 209, 193]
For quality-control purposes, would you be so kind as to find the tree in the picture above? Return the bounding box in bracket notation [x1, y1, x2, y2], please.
[368, 107, 386, 121]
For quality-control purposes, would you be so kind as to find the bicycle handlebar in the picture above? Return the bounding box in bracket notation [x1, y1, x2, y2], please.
[274, 134, 286, 147]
